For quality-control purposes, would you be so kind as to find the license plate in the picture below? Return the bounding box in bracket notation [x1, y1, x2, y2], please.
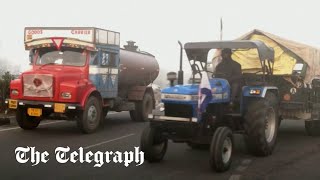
[27, 108, 42, 117]
[9, 100, 18, 109]
[54, 103, 66, 113]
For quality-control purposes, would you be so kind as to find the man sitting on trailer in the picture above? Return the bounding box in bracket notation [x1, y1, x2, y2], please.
[215, 48, 242, 104]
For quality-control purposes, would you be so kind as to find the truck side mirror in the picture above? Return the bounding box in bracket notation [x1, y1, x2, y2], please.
[167, 72, 177, 87]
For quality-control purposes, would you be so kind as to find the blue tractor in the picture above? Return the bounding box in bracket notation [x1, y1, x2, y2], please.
[140, 40, 279, 172]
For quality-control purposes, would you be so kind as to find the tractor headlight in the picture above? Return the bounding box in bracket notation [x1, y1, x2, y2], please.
[61, 92, 72, 99]
[249, 89, 261, 95]
[11, 89, 19, 96]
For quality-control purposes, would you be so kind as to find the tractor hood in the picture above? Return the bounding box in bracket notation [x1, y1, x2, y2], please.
[162, 78, 230, 95]
[161, 78, 231, 103]
[162, 84, 199, 95]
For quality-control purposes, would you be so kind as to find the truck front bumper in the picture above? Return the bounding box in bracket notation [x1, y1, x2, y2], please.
[5, 99, 82, 113]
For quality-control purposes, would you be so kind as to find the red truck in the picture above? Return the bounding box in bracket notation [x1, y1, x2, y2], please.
[6, 27, 159, 133]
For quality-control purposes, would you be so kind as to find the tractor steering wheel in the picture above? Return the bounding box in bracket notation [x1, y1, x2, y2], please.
[191, 64, 202, 77]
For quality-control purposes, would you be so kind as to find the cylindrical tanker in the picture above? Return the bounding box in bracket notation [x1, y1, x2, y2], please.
[118, 49, 159, 88]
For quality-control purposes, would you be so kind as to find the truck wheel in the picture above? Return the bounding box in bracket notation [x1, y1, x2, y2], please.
[16, 107, 41, 130]
[305, 120, 320, 136]
[141, 126, 167, 162]
[209, 127, 233, 172]
[130, 92, 154, 122]
[244, 92, 279, 156]
[77, 96, 102, 134]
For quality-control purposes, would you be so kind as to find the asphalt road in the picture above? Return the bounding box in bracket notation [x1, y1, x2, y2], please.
[0, 112, 319, 180]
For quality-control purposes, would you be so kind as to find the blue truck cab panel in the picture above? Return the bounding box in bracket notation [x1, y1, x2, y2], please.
[89, 45, 120, 99]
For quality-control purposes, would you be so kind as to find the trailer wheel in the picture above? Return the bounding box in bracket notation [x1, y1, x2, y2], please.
[141, 126, 167, 162]
[209, 127, 233, 172]
[244, 92, 279, 156]
[16, 107, 41, 130]
[130, 92, 154, 122]
[77, 96, 102, 134]
[305, 120, 320, 136]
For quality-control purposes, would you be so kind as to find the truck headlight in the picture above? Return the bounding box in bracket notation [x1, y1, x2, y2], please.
[61, 92, 72, 99]
[11, 89, 19, 96]
[249, 89, 261, 95]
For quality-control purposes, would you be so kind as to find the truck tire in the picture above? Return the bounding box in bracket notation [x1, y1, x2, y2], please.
[244, 92, 279, 156]
[16, 107, 41, 130]
[141, 126, 167, 162]
[209, 127, 233, 172]
[305, 120, 320, 136]
[130, 92, 154, 122]
[77, 96, 102, 134]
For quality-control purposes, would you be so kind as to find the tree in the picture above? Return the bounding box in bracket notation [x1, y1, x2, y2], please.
[0, 71, 14, 111]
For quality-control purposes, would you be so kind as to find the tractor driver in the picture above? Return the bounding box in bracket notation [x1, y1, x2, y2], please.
[215, 48, 242, 104]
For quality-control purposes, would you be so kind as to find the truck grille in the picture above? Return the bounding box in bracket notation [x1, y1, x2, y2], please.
[23, 74, 53, 97]
[164, 103, 193, 118]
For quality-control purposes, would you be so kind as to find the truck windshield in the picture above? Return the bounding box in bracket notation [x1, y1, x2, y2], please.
[36, 47, 87, 67]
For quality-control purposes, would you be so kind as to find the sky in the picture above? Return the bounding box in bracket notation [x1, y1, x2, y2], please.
[1, 0, 320, 75]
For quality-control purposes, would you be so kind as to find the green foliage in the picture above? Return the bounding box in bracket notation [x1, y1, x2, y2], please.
[0, 71, 14, 111]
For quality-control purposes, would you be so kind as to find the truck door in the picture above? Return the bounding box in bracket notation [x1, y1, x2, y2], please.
[89, 50, 119, 98]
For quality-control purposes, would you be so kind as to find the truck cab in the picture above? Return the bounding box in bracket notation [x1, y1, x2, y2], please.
[7, 27, 158, 133]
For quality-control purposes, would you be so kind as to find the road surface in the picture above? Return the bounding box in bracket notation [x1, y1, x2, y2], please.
[0, 112, 319, 180]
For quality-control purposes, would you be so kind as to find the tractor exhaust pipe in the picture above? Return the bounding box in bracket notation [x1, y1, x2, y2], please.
[177, 41, 184, 85]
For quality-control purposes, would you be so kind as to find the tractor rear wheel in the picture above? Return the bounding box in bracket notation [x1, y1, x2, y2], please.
[244, 92, 279, 156]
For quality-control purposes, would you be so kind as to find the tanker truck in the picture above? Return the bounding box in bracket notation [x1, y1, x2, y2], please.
[6, 27, 159, 133]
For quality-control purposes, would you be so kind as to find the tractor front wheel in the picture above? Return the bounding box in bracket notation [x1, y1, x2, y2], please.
[209, 127, 233, 172]
[141, 126, 167, 162]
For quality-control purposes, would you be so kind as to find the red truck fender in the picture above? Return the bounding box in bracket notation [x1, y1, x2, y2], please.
[80, 87, 103, 109]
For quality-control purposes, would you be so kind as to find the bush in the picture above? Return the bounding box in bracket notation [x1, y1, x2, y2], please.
[0, 71, 14, 112]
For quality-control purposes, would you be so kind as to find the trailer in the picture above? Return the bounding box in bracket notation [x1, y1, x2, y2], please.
[236, 29, 320, 136]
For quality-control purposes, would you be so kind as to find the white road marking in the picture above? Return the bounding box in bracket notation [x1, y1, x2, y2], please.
[229, 174, 241, 180]
[108, 112, 119, 115]
[229, 158, 253, 180]
[83, 133, 135, 150]
[236, 165, 248, 172]
[0, 121, 64, 132]
[241, 159, 252, 165]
